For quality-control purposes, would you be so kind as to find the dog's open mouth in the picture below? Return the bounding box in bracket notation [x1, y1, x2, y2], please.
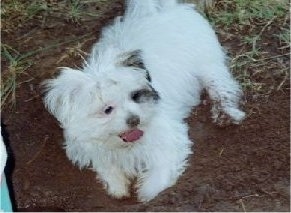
[119, 129, 144, 142]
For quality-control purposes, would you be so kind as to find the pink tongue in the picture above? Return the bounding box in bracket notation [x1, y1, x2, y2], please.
[120, 129, 144, 142]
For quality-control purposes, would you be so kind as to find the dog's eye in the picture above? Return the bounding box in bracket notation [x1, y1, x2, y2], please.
[131, 91, 141, 102]
[131, 88, 160, 103]
[104, 106, 114, 114]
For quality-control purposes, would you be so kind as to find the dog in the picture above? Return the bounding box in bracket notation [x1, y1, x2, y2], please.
[43, 0, 245, 202]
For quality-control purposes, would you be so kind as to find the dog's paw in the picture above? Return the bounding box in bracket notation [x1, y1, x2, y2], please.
[136, 175, 173, 202]
[102, 176, 131, 199]
[137, 185, 159, 202]
[211, 104, 245, 126]
[107, 184, 130, 199]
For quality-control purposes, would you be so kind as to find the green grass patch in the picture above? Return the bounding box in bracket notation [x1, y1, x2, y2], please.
[1, 0, 49, 31]
[207, 0, 288, 26]
[206, 0, 290, 94]
[1, 0, 110, 29]
[1, 44, 33, 108]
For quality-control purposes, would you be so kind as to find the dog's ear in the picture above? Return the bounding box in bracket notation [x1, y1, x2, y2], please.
[119, 50, 151, 82]
[120, 50, 146, 70]
[42, 68, 94, 125]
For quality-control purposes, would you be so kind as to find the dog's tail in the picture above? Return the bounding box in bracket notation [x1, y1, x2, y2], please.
[125, 0, 178, 17]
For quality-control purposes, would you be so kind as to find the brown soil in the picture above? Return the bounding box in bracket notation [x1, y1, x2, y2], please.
[1, 1, 290, 212]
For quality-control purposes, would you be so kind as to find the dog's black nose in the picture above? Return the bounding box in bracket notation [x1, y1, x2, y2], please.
[126, 115, 140, 127]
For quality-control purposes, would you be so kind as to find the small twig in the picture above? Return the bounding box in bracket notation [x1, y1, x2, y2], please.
[24, 95, 40, 102]
[56, 37, 93, 64]
[219, 147, 224, 157]
[252, 16, 277, 53]
[239, 199, 247, 212]
[241, 193, 260, 199]
[26, 136, 49, 165]
[237, 194, 260, 212]
[17, 33, 94, 61]
[259, 16, 277, 38]
[278, 45, 290, 50]
[276, 72, 289, 91]
[18, 78, 35, 86]
[260, 189, 278, 196]
[255, 52, 290, 62]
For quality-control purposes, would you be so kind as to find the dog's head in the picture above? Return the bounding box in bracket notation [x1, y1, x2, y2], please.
[43, 50, 160, 146]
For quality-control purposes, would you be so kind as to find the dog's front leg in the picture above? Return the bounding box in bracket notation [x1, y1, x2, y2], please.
[136, 166, 175, 202]
[96, 166, 131, 199]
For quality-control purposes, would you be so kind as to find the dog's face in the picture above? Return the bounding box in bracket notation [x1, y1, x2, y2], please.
[43, 50, 160, 146]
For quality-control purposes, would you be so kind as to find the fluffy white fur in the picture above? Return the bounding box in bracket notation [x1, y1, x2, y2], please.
[43, 0, 245, 202]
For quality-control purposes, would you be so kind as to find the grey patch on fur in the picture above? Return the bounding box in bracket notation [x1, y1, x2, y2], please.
[120, 50, 152, 82]
[145, 70, 152, 82]
[121, 50, 145, 69]
[131, 87, 160, 104]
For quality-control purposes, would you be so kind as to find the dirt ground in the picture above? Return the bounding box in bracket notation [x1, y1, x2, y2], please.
[1, 0, 290, 212]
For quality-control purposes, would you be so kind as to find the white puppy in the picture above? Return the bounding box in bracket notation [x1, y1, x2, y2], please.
[43, 0, 245, 202]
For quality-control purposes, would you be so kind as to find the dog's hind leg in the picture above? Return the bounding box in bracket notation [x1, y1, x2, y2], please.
[198, 63, 245, 125]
